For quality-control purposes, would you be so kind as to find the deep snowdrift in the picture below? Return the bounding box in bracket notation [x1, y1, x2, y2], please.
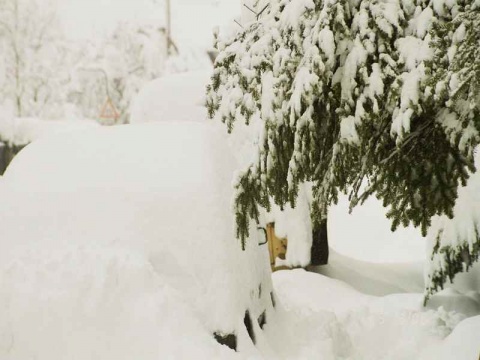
[313, 250, 480, 317]
[0, 122, 273, 359]
[0, 121, 478, 359]
[272, 269, 480, 360]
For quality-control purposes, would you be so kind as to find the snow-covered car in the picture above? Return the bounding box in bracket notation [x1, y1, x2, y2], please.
[129, 71, 211, 124]
[0, 122, 275, 358]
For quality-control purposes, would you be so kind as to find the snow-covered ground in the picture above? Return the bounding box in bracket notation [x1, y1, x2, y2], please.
[0, 71, 478, 359]
[329, 194, 426, 263]
[0, 121, 477, 359]
[272, 269, 480, 360]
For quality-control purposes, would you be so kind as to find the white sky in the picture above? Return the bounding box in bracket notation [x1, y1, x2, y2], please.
[58, 0, 241, 48]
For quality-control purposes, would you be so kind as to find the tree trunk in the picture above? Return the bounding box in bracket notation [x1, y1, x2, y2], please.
[310, 218, 329, 266]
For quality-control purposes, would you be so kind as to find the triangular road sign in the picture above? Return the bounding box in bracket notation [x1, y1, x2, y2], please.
[100, 98, 120, 120]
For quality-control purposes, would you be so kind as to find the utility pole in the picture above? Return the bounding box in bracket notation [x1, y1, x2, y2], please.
[166, 0, 171, 57]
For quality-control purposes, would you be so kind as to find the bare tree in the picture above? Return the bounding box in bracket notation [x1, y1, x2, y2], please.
[0, 0, 65, 118]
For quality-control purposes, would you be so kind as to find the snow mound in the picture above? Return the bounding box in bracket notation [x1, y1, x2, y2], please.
[313, 250, 480, 318]
[129, 71, 211, 123]
[0, 122, 273, 358]
[0, 246, 240, 359]
[421, 315, 480, 360]
[271, 269, 479, 360]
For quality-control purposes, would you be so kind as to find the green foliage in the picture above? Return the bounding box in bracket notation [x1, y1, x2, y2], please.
[425, 234, 480, 305]
[207, 0, 480, 298]
[423, 2, 480, 299]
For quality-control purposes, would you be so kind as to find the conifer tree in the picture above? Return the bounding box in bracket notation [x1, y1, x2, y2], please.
[206, 0, 480, 298]
[423, 2, 479, 299]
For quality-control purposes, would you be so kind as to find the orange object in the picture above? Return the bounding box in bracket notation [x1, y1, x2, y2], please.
[100, 98, 120, 120]
[266, 223, 289, 271]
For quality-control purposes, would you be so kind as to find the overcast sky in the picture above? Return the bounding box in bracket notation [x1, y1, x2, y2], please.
[58, 0, 240, 48]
